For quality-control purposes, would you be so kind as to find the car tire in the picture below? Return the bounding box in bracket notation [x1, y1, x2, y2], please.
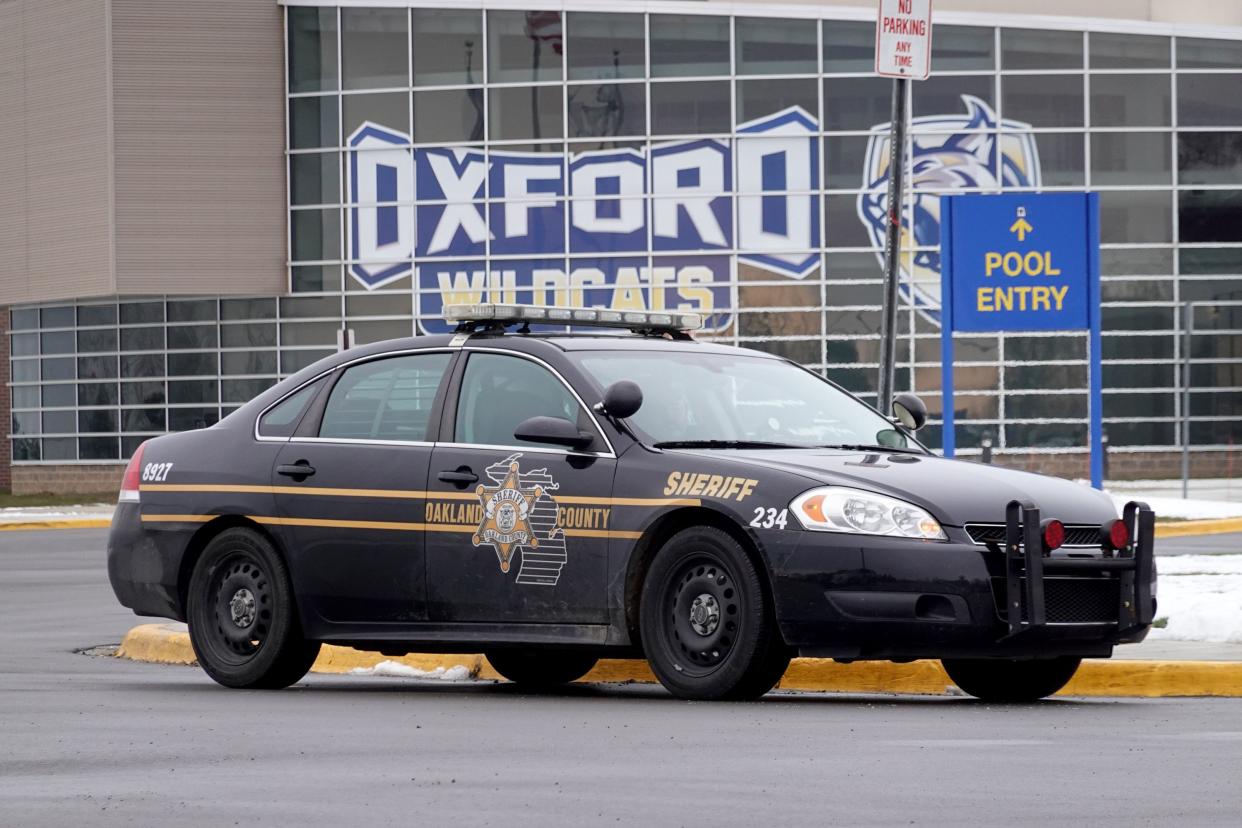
[186, 527, 321, 689]
[942, 657, 1082, 702]
[639, 526, 788, 701]
[484, 650, 599, 688]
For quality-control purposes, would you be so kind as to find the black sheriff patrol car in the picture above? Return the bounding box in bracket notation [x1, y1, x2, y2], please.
[108, 303, 1156, 702]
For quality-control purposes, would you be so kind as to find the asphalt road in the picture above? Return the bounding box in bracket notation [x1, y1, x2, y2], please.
[1156, 530, 1242, 556]
[3, 528, 1241, 826]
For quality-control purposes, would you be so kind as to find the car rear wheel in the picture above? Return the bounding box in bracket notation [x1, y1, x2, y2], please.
[640, 526, 789, 701]
[942, 657, 1082, 702]
[484, 650, 598, 688]
[186, 527, 320, 689]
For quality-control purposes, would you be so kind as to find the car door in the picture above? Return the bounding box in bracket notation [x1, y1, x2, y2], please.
[425, 349, 615, 624]
[271, 349, 454, 625]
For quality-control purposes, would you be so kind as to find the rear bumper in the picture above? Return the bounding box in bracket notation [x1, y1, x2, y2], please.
[769, 501, 1156, 661]
[107, 502, 185, 620]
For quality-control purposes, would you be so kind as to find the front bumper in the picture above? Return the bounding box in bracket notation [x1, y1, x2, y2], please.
[770, 500, 1156, 661]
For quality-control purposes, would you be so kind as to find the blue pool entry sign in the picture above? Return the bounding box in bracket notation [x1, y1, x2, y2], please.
[939, 193, 1103, 488]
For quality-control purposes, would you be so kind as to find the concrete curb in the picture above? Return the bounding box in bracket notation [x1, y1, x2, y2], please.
[117, 623, 1242, 698]
[0, 518, 113, 531]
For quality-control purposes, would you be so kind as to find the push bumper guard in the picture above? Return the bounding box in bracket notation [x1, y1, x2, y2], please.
[1002, 500, 1155, 637]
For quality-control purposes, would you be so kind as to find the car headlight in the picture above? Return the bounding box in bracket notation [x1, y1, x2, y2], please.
[790, 486, 946, 540]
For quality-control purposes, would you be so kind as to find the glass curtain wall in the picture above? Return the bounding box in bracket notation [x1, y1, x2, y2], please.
[8, 5, 1242, 463]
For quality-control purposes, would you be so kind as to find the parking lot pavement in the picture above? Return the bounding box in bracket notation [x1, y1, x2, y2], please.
[4, 528, 1242, 826]
[1157, 531, 1242, 556]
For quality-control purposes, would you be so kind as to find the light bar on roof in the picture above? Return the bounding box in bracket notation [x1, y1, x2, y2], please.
[443, 303, 703, 332]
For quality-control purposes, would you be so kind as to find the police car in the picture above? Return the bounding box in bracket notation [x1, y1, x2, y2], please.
[108, 304, 1156, 702]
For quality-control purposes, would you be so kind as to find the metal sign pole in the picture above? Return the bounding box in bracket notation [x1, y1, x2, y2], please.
[877, 77, 909, 415]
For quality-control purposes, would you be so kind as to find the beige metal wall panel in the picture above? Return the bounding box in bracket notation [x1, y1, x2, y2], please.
[111, 0, 286, 296]
[0, 0, 114, 306]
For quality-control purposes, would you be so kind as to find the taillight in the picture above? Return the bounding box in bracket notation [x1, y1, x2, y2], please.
[119, 442, 146, 503]
[1105, 518, 1130, 551]
[1041, 518, 1065, 552]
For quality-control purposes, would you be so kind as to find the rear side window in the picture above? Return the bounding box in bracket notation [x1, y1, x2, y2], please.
[257, 377, 325, 438]
[319, 352, 450, 442]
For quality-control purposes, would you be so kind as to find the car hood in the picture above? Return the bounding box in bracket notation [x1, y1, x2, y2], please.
[672, 448, 1120, 527]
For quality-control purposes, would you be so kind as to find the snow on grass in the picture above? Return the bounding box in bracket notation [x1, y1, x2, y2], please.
[0, 505, 115, 523]
[349, 660, 474, 681]
[1148, 554, 1242, 644]
[1111, 494, 1242, 521]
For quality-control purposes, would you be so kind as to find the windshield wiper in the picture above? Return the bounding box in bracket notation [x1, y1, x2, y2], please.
[652, 439, 805, 450]
[818, 443, 925, 455]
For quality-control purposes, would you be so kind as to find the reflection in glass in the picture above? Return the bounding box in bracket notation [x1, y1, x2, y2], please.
[120, 302, 163, 324]
[1028, 133, 1084, 186]
[1178, 75, 1242, 127]
[1178, 133, 1242, 185]
[489, 85, 563, 141]
[1002, 75, 1083, 128]
[1001, 28, 1082, 70]
[737, 78, 817, 124]
[289, 96, 339, 149]
[412, 9, 482, 87]
[650, 81, 730, 136]
[1099, 190, 1172, 244]
[1178, 37, 1242, 69]
[122, 382, 166, 406]
[168, 352, 219, 377]
[415, 89, 485, 143]
[736, 17, 817, 75]
[912, 76, 992, 120]
[79, 409, 118, 433]
[290, 152, 340, 206]
[650, 14, 729, 78]
[121, 354, 165, 379]
[168, 325, 219, 350]
[931, 26, 994, 72]
[1091, 133, 1170, 186]
[290, 209, 341, 262]
[342, 92, 409, 142]
[77, 329, 117, 353]
[1090, 75, 1170, 127]
[168, 300, 216, 323]
[77, 304, 117, 326]
[1089, 32, 1169, 69]
[341, 7, 408, 90]
[1179, 191, 1242, 243]
[488, 10, 563, 84]
[78, 355, 118, 379]
[288, 6, 337, 93]
[568, 82, 645, 139]
[823, 76, 892, 131]
[822, 21, 875, 73]
[567, 13, 644, 81]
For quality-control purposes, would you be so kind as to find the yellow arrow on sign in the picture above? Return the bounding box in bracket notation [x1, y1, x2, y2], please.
[1009, 216, 1033, 241]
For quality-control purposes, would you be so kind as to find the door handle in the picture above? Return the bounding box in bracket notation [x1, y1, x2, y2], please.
[276, 461, 316, 479]
[437, 467, 479, 487]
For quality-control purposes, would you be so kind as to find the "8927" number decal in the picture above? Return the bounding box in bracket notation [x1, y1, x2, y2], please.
[141, 462, 173, 482]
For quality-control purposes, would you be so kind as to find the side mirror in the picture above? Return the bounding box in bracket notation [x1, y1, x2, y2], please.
[514, 415, 595, 450]
[892, 393, 928, 431]
[596, 380, 643, 420]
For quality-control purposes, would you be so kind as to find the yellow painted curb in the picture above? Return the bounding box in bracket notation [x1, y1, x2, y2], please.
[115, 623, 1242, 697]
[1155, 517, 1242, 538]
[0, 518, 113, 531]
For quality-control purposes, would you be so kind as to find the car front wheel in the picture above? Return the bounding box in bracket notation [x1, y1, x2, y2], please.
[942, 657, 1082, 702]
[640, 526, 790, 701]
[186, 527, 320, 689]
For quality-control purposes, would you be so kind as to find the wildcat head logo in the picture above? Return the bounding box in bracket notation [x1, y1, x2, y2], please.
[472, 454, 566, 586]
[856, 96, 1042, 323]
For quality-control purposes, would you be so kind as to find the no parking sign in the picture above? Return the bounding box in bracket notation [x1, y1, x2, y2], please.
[939, 193, 1103, 487]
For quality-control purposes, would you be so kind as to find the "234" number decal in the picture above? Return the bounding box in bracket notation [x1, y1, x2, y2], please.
[749, 507, 788, 530]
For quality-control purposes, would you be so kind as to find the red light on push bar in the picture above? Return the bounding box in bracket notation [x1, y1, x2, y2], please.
[1106, 518, 1130, 551]
[1041, 518, 1065, 552]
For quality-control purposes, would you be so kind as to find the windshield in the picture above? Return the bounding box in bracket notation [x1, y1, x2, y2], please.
[573, 350, 920, 451]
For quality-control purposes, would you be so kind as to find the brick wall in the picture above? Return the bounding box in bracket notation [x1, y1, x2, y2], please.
[11, 464, 125, 496]
[977, 449, 1239, 481]
[0, 306, 9, 493]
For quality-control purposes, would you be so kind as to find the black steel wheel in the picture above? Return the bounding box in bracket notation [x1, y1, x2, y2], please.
[942, 657, 1082, 702]
[186, 527, 320, 689]
[640, 526, 788, 701]
[485, 650, 598, 688]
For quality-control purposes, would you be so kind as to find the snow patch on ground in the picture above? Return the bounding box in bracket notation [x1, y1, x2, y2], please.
[1109, 494, 1242, 521]
[1148, 554, 1242, 644]
[0, 505, 115, 524]
[348, 660, 474, 681]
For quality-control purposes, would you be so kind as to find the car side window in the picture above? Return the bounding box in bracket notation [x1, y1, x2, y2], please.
[319, 352, 451, 442]
[454, 353, 591, 448]
[257, 377, 326, 438]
